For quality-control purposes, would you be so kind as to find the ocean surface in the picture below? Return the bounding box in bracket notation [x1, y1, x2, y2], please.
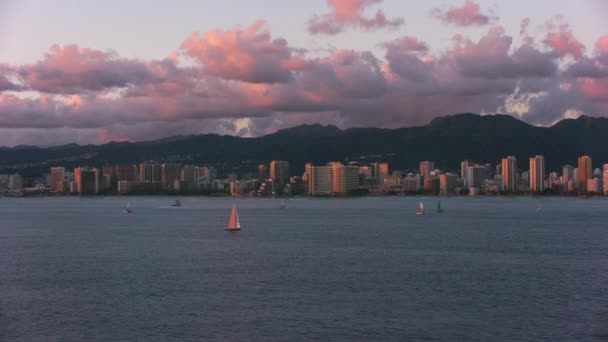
[1, 196, 607, 341]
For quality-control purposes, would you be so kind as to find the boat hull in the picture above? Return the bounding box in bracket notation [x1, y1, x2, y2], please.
[224, 228, 240, 231]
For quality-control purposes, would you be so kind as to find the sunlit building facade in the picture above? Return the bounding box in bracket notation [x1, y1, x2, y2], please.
[529, 155, 545, 192]
[501, 156, 517, 193]
[577, 156, 592, 192]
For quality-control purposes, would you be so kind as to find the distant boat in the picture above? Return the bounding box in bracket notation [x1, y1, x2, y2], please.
[536, 203, 542, 212]
[171, 200, 181, 207]
[124, 201, 132, 214]
[416, 201, 425, 215]
[437, 200, 445, 213]
[225, 203, 241, 231]
[280, 199, 286, 209]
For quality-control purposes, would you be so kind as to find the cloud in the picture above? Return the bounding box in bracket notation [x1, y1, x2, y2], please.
[308, 0, 404, 35]
[1, 19, 608, 145]
[14, 45, 164, 93]
[431, 0, 497, 27]
[181, 20, 295, 83]
[543, 23, 585, 60]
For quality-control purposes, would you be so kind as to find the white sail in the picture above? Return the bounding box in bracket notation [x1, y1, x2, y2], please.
[235, 208, 240, 228]
[417, 201, 424, 215]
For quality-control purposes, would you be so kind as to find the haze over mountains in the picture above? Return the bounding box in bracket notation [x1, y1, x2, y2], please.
[1, 113, 607, 177]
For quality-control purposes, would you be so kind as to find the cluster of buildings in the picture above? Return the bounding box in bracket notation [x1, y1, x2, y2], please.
[0, 173, 23, 193]
[6, 154, 608, 197]
[393, 155, 608, 196]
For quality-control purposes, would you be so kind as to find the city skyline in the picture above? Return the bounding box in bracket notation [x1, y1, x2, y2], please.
[0, 1, 607, 146]
[4, 151, 608, 197]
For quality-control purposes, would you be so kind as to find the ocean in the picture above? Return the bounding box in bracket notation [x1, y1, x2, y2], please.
[1, 196, 607, 341]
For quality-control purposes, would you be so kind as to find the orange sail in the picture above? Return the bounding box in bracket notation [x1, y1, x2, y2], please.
[225, 203, 241, 230]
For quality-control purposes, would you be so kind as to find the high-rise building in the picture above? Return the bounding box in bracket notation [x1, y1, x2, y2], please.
[139, 162, 162, 183]
[419, 161, 435, 181]
[403, 174, 421, 192]
[161, 163, 182, 191]
[501, 156, 517, 193]
[461, 161, 472, 185]
[439, 173, 458, 194]
[373, 162, 389, 186]
[115, 165, 137, 182]
[270, 160, 290, 191]
[258, 164, 269, 180]
[50, 167, 66, 192]
[180, 164, 196, 184]
[74, 167, 99, 195]
[603, 164, 608, 195]
[306, 163, 331, 196]
[466, 166, 486, 188]
[329, 162, 360, 195]
[577, 156, 592, 192]
[529, 155, 545, 192]
[8, 174, 22, 191]
[562, 164, 574, 186]
[587, 178, 603, 193]
[306, 162, 359, 196]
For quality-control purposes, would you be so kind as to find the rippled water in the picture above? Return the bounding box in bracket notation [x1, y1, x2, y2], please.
[1, 196, 608, 341]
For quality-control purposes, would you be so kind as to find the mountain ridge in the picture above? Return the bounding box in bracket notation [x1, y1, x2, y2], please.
[2, 113, 608, 177]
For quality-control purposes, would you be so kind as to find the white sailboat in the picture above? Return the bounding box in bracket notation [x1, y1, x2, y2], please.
[416, 201, 424, 215]
[225, 203, 241, 231]
[280, 199, 286, 209]
[536, 203, 542, 212]
[124, 201, 132, 214]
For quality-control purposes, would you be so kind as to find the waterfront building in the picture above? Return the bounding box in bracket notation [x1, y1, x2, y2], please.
[373, 162, 389, 186]
[8, 174, 22, 191]
[161, 163, 182, 191]
[270, 160, 290, 192]
[461, 161, 472, 186]
[139, 162, 162, 184]
[465, 166, 486, 188]
[577, 156, 592, 192]
[115, 165, 138, 182]
[258, 164, 269, 180]
[306, 162, 359, 196]
[439, 173, 458, 194]
[404, 174, 421, 192]
[419, 161, 434, 181]
[529, 155, 545, 192]
[587, 178, 603, 194]
[50, 167, 66, 192]
[501, 156, 517, 193]
[74, 167, 99, 195]
[603, 164, 608, 195]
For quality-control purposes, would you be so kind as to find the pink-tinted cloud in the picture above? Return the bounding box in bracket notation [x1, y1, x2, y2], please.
[15, 45, 158, 93]
[383, 36, 429, 53]
[431, 0, 497, 27]
[543, 21, 585, 60]
[181, 20, 294, 83]
[1, 19, 608, 145]
[308, 0, 404, 35]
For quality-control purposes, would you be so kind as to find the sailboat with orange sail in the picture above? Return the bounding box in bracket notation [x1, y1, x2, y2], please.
[225, 203, 241, 231]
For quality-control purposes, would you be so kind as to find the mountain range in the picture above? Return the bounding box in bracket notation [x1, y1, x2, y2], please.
[2, 113, 608, 177]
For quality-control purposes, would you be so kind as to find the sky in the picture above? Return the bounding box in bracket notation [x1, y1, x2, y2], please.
[0, 0, 607, 146]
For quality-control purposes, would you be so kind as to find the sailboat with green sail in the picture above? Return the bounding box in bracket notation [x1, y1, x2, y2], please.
[436, 200, 445, 213]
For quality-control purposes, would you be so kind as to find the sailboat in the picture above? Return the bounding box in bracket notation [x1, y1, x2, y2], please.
[280, 199, 286, 209]
[225, 203, 241, 231]
[437, 200, 445, 213]
[123, 201, 132, 214]
[536, 203, 542, 212]
[416, 201, 425, 215]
